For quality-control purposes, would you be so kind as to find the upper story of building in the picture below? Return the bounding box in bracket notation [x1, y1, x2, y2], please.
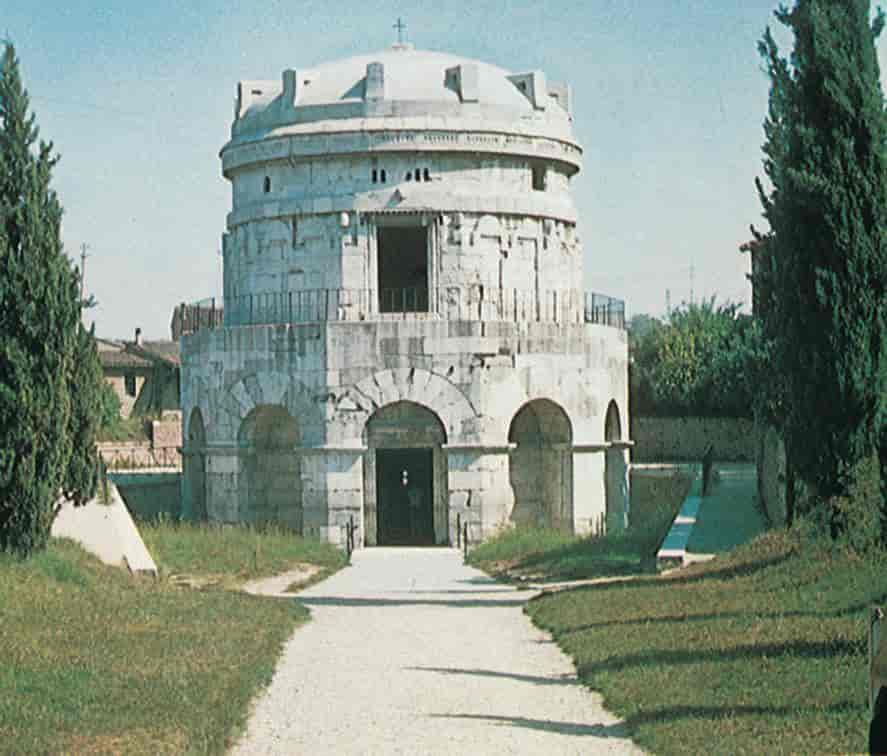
[222, 44, 581, 224]
[208, 45, 624, 330]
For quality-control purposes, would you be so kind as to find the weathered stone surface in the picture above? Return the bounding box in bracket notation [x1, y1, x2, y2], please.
[180, 45, 631, 545]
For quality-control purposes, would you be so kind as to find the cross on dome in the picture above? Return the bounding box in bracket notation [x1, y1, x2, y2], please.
[393, 17, 407, 44]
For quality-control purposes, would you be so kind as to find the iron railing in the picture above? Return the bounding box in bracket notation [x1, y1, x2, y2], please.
[177, 286, 625, 335]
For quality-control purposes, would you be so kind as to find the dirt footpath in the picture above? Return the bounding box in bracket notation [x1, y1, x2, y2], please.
[233, 548, 643, 755]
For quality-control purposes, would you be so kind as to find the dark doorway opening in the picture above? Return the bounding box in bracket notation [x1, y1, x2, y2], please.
[377, 226, 429, 312]
[376, 448, 434, 545]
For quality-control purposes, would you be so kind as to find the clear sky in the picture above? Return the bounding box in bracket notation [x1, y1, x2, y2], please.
[4, 1, 886, 339]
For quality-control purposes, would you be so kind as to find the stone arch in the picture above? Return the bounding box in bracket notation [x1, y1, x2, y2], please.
[237, 404, 302, 531]
[362, 400, 450, 546]
[604, 399, 629, 532]
[507, 399, 574, 532]
[220, 374, 317, 442]
[184, 407, 207, 520]
[337, 368, 478, 444]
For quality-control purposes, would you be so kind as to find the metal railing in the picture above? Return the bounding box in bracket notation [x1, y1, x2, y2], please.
[178, 286, 625, 335]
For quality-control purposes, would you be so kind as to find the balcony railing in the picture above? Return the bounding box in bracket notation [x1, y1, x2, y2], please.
[178, 287, 625, 336]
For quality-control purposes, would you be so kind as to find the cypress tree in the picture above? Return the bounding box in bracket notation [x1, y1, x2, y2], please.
[62, 322, 103, 507]
[0, 43, 81, 555]
[755, 1, 887, 506]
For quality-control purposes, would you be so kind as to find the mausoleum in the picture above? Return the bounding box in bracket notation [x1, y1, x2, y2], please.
[180, 43, 631, 547]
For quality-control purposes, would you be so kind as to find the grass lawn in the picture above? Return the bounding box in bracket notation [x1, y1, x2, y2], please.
[0, 525, 346, 754]
[527, 529, 887, 754]
[468, 470, 690, 582]
[141, 520, 347, 589]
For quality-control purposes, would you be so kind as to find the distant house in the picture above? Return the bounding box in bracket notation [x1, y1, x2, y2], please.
[97, 330, 180, 418]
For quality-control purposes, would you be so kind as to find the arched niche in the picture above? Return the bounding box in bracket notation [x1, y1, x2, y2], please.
[237, 404, 302, 531]
[604, 400, 629, 531]
[185, 407, 207, 520]
[507, 399, 574, 532]
[362, 401, 449, 547]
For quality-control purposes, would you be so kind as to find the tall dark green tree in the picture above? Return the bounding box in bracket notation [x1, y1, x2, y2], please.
[754, 2, 887, 509]
[0, 43, 82, 555]
[62, 322, 103, 507]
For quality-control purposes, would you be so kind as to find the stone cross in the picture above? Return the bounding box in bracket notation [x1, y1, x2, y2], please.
[393, 17, 407, 44]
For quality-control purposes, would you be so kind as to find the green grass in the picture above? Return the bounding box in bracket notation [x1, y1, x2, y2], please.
[468, 471, 690, 582]
[0, 539, 306, 754]
[141, 520, 347, 587]
[527, 529, 887, 754]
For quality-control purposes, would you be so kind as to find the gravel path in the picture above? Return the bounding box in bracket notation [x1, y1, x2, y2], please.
[233, 548, 643, 755]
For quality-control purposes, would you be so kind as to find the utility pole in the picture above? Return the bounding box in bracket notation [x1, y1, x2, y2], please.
[665, 288, 671, 318]
[79, 243, 89, 309]
[689, 261, 695, 306]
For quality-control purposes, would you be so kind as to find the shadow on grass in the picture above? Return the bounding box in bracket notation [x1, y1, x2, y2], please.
[428, 713, 630, 738]
[576, 639, 862, 678]
[429, 702, 856, 739]
[621, 701, 857, 729]
[407, 666, 576, 687]
[557, 601, 886, 636]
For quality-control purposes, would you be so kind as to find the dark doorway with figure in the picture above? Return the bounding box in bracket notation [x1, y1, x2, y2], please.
[377, 226, 429, 312]
[376, 448, 434, 545]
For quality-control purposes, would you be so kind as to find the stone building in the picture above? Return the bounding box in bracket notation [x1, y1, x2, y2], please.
[180, 44, 631, 547]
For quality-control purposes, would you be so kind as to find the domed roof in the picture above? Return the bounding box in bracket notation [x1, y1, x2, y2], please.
[294, 45, 533, 110]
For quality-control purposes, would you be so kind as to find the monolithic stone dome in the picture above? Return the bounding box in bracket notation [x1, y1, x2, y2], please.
[230, 44, 577, 147]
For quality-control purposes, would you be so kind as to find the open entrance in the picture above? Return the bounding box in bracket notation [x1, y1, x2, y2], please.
[363, 400, 448, 546]
[508, 399, 574, 532]
[377, 226, 429, 312]
[376, 448, 434, 545]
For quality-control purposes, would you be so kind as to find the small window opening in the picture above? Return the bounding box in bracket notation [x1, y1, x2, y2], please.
[124, 374, 137, 398]
[531, 165, 546, 191]
[377, 226, 429, 313]
[263, 176, 271, 193]
[405, 172, 412, 182]
[380, 169, 387, 183]
[517, 81, 527, 93]
[423, 168, 430, 182]
[372, 168, 378, 183]
[291, 217, 298, 248]
[414, 168, 421, 181]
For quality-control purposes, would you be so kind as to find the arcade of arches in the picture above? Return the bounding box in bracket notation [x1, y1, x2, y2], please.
[182, 394, 629, 544]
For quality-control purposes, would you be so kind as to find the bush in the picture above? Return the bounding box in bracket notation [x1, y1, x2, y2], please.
[806, 455, 883, 554]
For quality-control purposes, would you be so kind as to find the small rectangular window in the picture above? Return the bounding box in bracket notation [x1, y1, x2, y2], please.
[291, 217, 298, 248]
[532, 165, 546, 191]
[380, 169, 387, 183]
[372, 168, 378, 183]
[124, 374, 137, 397]
[423, 168, 430, 182]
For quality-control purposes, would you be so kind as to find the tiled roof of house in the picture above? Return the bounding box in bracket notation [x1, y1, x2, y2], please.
[99, 350, 153, 369]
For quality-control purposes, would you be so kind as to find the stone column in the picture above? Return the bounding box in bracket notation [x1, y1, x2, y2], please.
[203, 445, 242, 523]
[572, 445, 606, 536]
[444, 445, 514, 543]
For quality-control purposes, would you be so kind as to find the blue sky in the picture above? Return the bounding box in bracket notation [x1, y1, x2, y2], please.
[5, 1, 886, 339]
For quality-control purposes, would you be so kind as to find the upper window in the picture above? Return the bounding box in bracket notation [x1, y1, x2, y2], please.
[124, 374, 137, 397]
[263, 176, 271, 193]
[532, 165, 546, 191]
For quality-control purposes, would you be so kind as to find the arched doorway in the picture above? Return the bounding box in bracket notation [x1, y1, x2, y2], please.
[363, 401, 448, 546]
[238, 405, 302, 531]
[604, 400, 628, 531]
[186, 408, 207, 520]
[508, 399, 573, 532]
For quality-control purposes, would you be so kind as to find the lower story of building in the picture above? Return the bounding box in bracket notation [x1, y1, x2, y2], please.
[180, 319, 631, 547]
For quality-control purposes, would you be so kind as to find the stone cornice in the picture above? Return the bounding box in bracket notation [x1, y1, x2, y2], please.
[221, 127, 582, 176]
